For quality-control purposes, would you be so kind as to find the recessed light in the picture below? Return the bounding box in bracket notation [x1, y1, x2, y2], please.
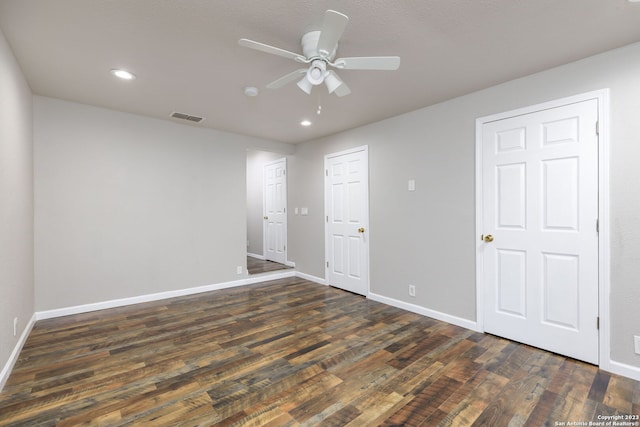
[110, 69, 136, 80]
[301, 120, 312, 126]
[244, 86, 259, 97]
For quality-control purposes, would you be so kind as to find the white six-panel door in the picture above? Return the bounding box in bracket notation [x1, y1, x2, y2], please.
[325, 146, 369, 296]
[263, 158, 287, 264]
[480, 99, 600, 364]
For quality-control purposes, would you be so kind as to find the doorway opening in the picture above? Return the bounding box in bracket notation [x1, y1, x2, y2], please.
[246, 150, 290, 275]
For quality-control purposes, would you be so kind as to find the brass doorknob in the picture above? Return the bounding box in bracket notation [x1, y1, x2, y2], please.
[263, 216, 268, 220]
[358, 227, 365, 233]
[484, 234, 494, 242]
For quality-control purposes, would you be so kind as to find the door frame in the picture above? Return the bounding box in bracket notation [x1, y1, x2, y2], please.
[324, 145, 370, 296]
[475, 89, 610, 368]
[263, 157, 288, 265]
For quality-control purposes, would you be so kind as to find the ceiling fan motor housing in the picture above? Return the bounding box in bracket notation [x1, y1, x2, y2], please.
[301, 31, 337, 60]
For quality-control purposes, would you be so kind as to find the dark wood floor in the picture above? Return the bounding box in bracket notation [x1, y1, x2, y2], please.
[247, 256, 292, 275]
[1, 278, 638, 426]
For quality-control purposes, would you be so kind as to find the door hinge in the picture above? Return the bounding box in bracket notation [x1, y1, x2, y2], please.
[597, 316, 600, 330]
[325, 169, 328, 177]
[596, 120, 599, 136]
[326, 215, 328, 223]
[284, 245, 286, 251]
[326, 261, 329, 268]
[596, 218, 599, 233]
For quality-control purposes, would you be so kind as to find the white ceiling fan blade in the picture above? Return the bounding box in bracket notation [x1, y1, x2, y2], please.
[266, 69, 307, 89]
[316, 10, 349, 58]
[239, 39, 307, 62]
[333, 56, 401, 70]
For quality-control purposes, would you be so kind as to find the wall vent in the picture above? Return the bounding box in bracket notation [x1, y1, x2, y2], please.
[170, 112, 205, 123]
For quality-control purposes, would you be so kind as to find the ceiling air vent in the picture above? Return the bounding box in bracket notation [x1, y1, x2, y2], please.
[170, 112, 204, 123]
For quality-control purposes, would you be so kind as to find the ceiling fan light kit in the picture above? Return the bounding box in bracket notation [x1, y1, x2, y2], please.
[324, 72, 343, 94]
[296, 76, 313, 94]
[239, 10, 400, 97]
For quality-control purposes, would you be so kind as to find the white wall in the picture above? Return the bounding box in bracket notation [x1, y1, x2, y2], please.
[34, 97, 291, 311]
[0, 28, 34, 385]
[289, 42, 640, 369]
[246, 150, 287, 257]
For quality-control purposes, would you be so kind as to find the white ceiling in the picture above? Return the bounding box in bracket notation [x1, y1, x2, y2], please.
[1, 0, 640, 144]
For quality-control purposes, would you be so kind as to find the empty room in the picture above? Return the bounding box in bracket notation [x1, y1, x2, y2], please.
[1, 1, 640, 425]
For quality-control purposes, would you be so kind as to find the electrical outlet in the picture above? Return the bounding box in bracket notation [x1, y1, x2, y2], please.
[13, 317, 18, 337]
[634, 335, 640, 355]
[236, 266, 243, 275]
[408, 285, 416, 297]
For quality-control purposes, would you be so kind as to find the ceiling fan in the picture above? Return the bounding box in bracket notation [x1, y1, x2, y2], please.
[238, 10, 401, 97]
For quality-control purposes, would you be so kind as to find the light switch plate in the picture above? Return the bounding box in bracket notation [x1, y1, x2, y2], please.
[408, 179, 415, 191]
[301, 207, 308, 215]
[634, 335, 640, 355]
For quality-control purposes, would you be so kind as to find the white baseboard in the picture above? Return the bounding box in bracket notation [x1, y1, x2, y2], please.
[0, 312, 36, 392]
[295, 271, 326, 285]
[36, 271, 296, 321]
[368, 292, 480, 332]
[247, 253, 265, 260]
[603, 359, 640, 382]
[12, 275, 640, 387]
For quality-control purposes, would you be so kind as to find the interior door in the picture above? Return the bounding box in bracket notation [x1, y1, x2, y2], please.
[480, 99, 599, 364]
[325, 146, 369, 296]
[263, 158, 287, 264]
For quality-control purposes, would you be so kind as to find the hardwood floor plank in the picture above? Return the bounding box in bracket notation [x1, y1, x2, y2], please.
[604, 375, 635, 412]
[555, 361, 599, 424]
[346, 391, 408, 426]
[315, 404, 361, 426]
[383, 374, 463, 426]
[1, 277, 639, 426]
[471, 368, 546, 426]
[386, 333, 450, 370]
[437, 371, 509, 426]
[588, 370, 612, 403]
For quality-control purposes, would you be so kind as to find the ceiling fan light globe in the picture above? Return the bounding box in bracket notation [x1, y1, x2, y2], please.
[307, 59, 327, 85]
[297, 76, 313, 94]
[310, 67, 323, 80]
[324, 72, 343, 94]
[307, 69, 325, 85]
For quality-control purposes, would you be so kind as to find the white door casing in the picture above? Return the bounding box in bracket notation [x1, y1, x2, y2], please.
[325, 146, 370, 296]
[263, 158, 287, 264]
[477, 93, 608, 365]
